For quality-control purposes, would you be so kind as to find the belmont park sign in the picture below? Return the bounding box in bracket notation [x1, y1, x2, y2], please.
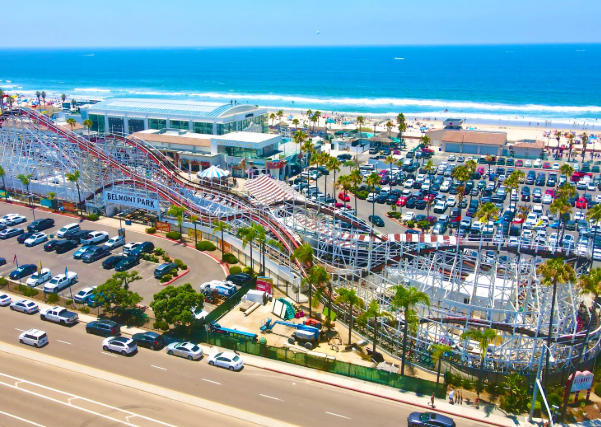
[103, 190, 160, 211]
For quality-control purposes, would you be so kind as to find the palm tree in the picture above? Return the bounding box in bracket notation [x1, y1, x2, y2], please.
[65, 171, 83, 216]
[567, 133, 575, 160]
[356, 116, 365, 135]
[302, 265, 329, 319]
[310, 114, 318, 131]
[212, 221, 231, 258]
[292, 118, 300, 128]
[326, 157, 341, 200]
[549, 197, 572, 246]
[0, 88, 4, 114]
[188, 214, 199, 248]
[556, 182, 576, 200]
[276, 109, 284, 124]
[291, 243, 313, 272]
[61, 94, 66, 103]
[305, 109, 313, 126]
[385, 121, 393, 136]
[484, 154, 494, 176]
[335, 288, 363, 346]
[581, 132, 589, 161]
[71, 99, 77, 109]
[587, 204, 601, 256]
[269, 113, 276, 126]
[252, 223, 267, 274]
[560, 163, 574, 181]
[313, 111, 321, 129]
[35, 91, 41, 105]
[41, 91, 46, 105]
[460, 328, 502, 396]
[167, 205, 186, 241]
[66, 118, 77, 131]
[82, 119, 93, 137]
[0, 165, 7, 200]
[46, 192, 57, 211]
[397, 113, 406, 142]
[466, 159, 477, 176]
[237, 225, 258, 272]
[335, 175, 352, 208]
[357, 300, 391, 356]
[475, 202, 500, 249]
[366, 172, 381, 223]
[554, 130, 562, 153]
[392, 285, 430, 375]
[349, 169, 363, 214]
[431, 343, 453, 387]
[16, 173, 33, 207]
[385, 154, 396, 181]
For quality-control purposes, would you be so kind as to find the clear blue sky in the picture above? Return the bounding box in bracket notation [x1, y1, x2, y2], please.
[3, 0, 600, 47]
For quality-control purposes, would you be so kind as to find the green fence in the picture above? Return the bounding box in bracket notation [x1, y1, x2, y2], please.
[203, 278, 256, 324]
[201, 331, 446, 398]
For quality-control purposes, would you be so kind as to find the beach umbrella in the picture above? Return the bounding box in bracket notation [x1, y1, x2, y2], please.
[197, 165, 229, 179]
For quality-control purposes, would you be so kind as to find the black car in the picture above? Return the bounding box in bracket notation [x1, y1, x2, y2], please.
[129, 241, 155, 257]
[115, 256, 140, 272]
[82, 246, 110, 263]
[386, 195, 398, 205]
[27, 218, 55, 232]
[226, 273, 253, 286]
[55, 239, 78, 254]
[103, 255, 127, 269]
[459, 199, 468, 208]
[9, 264, 37, 280]
[86, 320, 120, 337]
[406, 198, 417, 209]
[44, 240, 59, 252]
[71, 230, 93, 243]
[510, 225, 521, 236]
[369, 215, 385, 227]
[415, 199, 427, 210]
[0, 227, 24, 239]
[132, 331, 165, 350]
[0, 258, 5, 267]
[376, 194, 388, 204]
[535, 174, 546, 186]
[521, 186, 531, 201]
[154, 262, 179, 279]
[337, 153, 352, 161]
[16, 232, 35, 244]
[491, 194, 505, 203]
[565, 220, 577, 231]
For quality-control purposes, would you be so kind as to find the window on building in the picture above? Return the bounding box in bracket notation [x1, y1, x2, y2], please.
[148, 118, 167, 130]
[193, 121, 213, 135]
[88, 114, 105, 133]
[108, 116, 124, 134]
[217, 122, 236, 135]
[218, 145, 261, 158]
[127, 118, 145, 133]
[260, 113, 268, 133]
[169, 120, 190, 130]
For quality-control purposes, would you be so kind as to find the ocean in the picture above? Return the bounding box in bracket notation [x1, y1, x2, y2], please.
[0, 45, 600, 125]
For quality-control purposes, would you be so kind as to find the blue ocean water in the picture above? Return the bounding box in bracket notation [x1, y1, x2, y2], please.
[0, 45, 600, 124]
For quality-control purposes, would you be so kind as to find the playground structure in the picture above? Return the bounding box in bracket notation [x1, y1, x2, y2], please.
[1, 108, 600, 378]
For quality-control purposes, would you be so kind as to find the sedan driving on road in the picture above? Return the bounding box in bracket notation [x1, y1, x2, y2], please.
[167, 342, 203, 360]
[207, 351, 244, 371]
[10, 299, 39, 314]
[102, 336, 137, 356]
[368, 215, 385, 227]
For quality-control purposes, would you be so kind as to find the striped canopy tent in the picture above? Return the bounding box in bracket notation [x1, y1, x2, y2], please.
[244, 174, 304, 205]
[198, 165, 229, 179]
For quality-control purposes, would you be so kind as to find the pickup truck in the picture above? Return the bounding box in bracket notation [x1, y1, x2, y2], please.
[25, 268, 52, 287]
[40, 306, 79, 325]
[43, 272, 78, 294]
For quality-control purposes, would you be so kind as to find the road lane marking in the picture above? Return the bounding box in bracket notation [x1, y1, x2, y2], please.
[0, 409, 48, 426]
[57, 340, 72, 345]
[15, 328, 25, 332]
[259, 394, 284, 402]
[151, 365, 167, 371]
[101, 352, 117, 358]
[202, 379, 221, 385]
[326, 412, 350, 419]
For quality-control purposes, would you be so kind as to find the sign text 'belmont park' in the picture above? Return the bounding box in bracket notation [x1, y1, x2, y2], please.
[103, 190, 160, 211]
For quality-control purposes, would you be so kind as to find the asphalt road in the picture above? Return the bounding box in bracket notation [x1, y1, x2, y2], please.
[0, 305, 490, 427]
[0, 203, 225, 303]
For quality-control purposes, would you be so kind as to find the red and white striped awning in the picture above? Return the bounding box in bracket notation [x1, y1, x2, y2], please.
[244, 175, 303, 205]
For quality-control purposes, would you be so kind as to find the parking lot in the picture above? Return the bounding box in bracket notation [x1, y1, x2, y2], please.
[0, 204, 225, 303]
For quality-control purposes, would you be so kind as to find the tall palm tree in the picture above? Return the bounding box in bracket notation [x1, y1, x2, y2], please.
[366, 172, 381, 223]
[66, 118, 77, 131]
[349, 169, 363, 214]
[82, 119, 93, 137]
[484, 154, 494, 176]
[35, 91, 41, 105]
[212, 220, 231, 258]
[276, 109, 284, 124]
[567, 133, 575, 161]
[302, 265, 329, 319]
[291, 243, 313, 271]
[431, 343, 453, 387]
[269, 113, 276, 126]
[549, 197, 572, 246]
[560, 163, 574, 181]
[252, 223, 267, 274]
[291, 118, 299, 129]
[385, 154, 396, 181]
[46, 192, 57, 211]
[71, 99, 77, 109]
[188, 214, 199, 248]
[335, 288, 363, 346]
[61, 93, 67, 103]
[397, 113, 406, 142]
[392, 285, 430, 375]
[305, 109, 313, 126]
[41, 91, 46, 105]
[356, 116, 365, 135]
[537, 258, 576, 388]
[465, 159, 477, 176]
[237, 225, 258, 272]
[313, 111, 321, 129]
[16, 173, 33, 206]
[335, 175, 352, 207]
[167, 205, 186, 241]
[326, 157, 341, 200]
[385, 121, 393, 136]
[475, 202, 500, 249]
[310, 114, 318, 131]
[554, 130, 562, 153]
[0, 88, 4, 114]
[587, 204, 601, 258]
[460, 328, 502, 396]
[581, 132, 589, 161]
[65, 171, 82, 217]
[0, 165, 7, 199]
[357, 300, 391, 356]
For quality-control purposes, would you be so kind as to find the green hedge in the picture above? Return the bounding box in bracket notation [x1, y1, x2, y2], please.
[406, 220, 415, 228]
[46, 293, 60, 304]
[229, 266, 242, 275]
[145, 227, 156, 234]
[223, 253, 238, 264]
[166, 231, 181, 240]
[355, 190, 369, 200]
[196, 241, 216, 251]
[19, 285, 38, 298]
[243, 266, 256, 276]
[595, 383, 601, 397]
[174, 259, 187, 270]
[86, 213, 99, 221]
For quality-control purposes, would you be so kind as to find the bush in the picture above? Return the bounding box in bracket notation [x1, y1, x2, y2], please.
[19, 285, 38, 298]
[355, 190, 369, 200]
[406, 220, 415, 228]
[166, 231, 181, 240]
[153, 248, 165, 256]
[46, 293, 60, 304]
[145, 227, 156, 234]
[223, 253, 238, 264]
[86, 213, 99, 221]
[66, 299, 73, 306]
[141, 253, 159, 263]
[343, 161, 354, 167]
[196, 241, 216, 251]
[160, 274, 172, 283]
[393, 212, 401, 218]
[462, 379, 475, 391]
[229, 266, 242, 275]
[158, 321, 170, 331]
[0, 277, 7, 287]
[594, 383, 601, 398]
[242, 266, 256, 276]
[174, 259, 185, 268]
[78, 306, 90, 314]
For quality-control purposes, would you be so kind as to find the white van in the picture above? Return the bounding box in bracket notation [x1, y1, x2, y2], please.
[359, 164, 375, 172]
[19, 329, 48, 348]
[57, 222, 80, 238]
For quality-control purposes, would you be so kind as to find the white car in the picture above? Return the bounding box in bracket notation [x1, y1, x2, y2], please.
[593, 248, 601, 261]
[24, 232, 48, 247]
[26, 268, 52, 287]
[596, 194, 601, 203]
[415, 174, 427, 183]
[82, 231, 109, 245]
[366, 193, 378, 203]
[577, 244, 589, 257]
[10, 299, 39, 314]
[588, 182, 596, 191]
[74, 286, 97, 304]
[466, 157, 474, 162]
[552, 163, 560, 170]
[104, 236, 125, 249]
[542, 194, 553, 205]
[44, 272, 78, 294]
[5, 215, 27, 226]
[0, 293, 11, 306]
[440, 181, 451, 192]
[19, 329, 48, 348]
[525, 160, 533, 168]
[404, 179, 415, 188]
[433, 201, 447, 213]
[0, 213, 20, 222]
[402, 211, 416, 221]
[447, 195, 457, 207]
[123, 242, 142, 255]
[575, 211, 585, 221]
[448, 155, 456, 161]
[207, 351, 244, 371]
[102, 336, 137, 356]
[166, 342, 204, 360]
[508, 236, 520, 248]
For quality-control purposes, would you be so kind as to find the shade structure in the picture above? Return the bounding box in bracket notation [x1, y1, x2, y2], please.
[244, 174, 303, 205]
[197, 165, 229, 179]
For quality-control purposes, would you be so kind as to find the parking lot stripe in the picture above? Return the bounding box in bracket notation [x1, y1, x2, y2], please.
[57, 340, 72, 345]
[101, 352, 117, 358]
[151, 365, 167, 371]
[202, 379, 221, 385]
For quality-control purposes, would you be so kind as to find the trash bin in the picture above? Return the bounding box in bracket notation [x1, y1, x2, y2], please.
[125, 220, 132, 226]
[49, 234, 54, 239]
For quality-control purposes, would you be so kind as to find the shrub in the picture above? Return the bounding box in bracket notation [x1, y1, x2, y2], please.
[142, 253, 159, 263]
[343, 161, 354, 167]
[229, 266, 242, 275]
[163, 255, 172, 262]
[174, 259, 185, 268]
[595, 383, 601, 398]
[160, 274, 172, 283]
[153, 248, 165, 256]
[159, 321, 170, 331]
[46, 293, 60, 304]
[196, 241, 216, 251]
[66, 299, 73, 306]
[166, 231, 181, 240]
[19, 285, 38, 298]
[393, 212, 401, 218]
[462, 379, 475, 391]
[0, 277, 7, 287]
[242, 266, 256, 276]
[406, 220, 415, 228]
[145, 227, 156, 234]
[223, 253, 238, 264]
[79, 306, 90, 314]
[355, 190, 369, 200]
[86, 213, 99, 221]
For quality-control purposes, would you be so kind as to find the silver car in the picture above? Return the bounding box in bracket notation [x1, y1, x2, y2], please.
[166, 342, 203, 360]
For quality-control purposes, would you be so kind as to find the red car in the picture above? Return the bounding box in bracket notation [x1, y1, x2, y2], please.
[396, 196, 408, 207]
[378, 170, 388, 177]
[516, 160, 524, 167]
[477, 167, 485, 175]
[338, 192, 350, 202]
[423, 194, 436, 203]
[545, 189, 555, 197]
[542, 162, 551, 169]
[576, 197, 588, 209]
[512, 216, 525, 224]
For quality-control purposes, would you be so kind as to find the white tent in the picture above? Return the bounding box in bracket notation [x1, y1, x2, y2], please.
[197, 165, 229, 179]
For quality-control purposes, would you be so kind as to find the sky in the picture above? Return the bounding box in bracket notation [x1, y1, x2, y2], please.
[2, 0, 601, 48]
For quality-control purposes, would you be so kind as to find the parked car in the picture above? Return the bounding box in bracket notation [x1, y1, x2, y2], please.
[74, 245, 97, 260]
[82, 246, 110, 263]
[17, 232, 35, 244]
[44, 240, 59, 252]
[24, 232, 48, 247]
[104, 236, 125, 250]
[9, 264, 38, 280]
[54, 239, 79, 254]
[102, 336, 137, 356]
[132, 331, 165, 350]
[27, 218, 55, 232]
[86, 319, 120, 337]
[0, 227, 25, 240]
[207, 351, 244, 371]
[56, 222, 81, 238]
[43, 272, 78, 294]
[5, 214, 26, 226]
[103, 255, 126, 269]
[25, 268, 52, 287]
[115, 256, 140, 272]
[128, 241, 155, 257]
[154, 262, 179, 279]
[226, 273, 253, 286]
[74, 286, 97, 304]
[82, 231, 110, 245]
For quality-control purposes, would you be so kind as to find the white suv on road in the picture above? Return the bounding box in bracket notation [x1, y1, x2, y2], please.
[19, 329, 48, 348]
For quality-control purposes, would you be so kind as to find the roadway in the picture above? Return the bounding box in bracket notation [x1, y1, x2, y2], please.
[0, 305, 490, 427]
